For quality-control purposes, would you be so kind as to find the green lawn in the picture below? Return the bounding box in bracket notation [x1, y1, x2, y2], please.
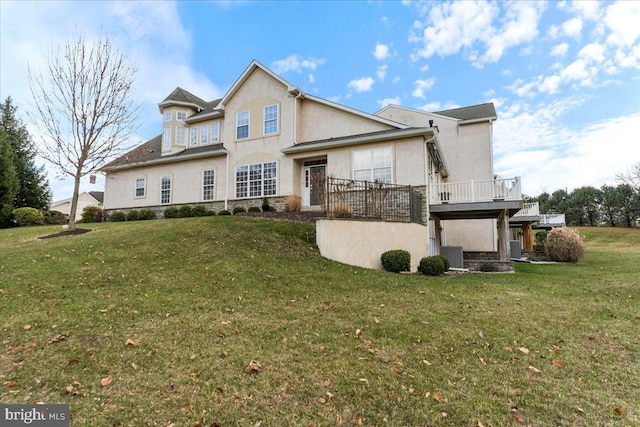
[1, 219, 638, 426]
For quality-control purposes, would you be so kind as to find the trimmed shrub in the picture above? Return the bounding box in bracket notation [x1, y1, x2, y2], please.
[43, 210, 67, 225]
[268, 205, 277, 212]
[109, 211, 126, 222]
[434, 255, 450, 271]
[192, 206, 207, 217]
[233, 206, 246, 215]
[545, 227, 585, 263]
[284, 195, 302, 212]
[381, 249, 411, 273]
[126, 210, 140, 221]
[138, 209, 156, 220]
[418, 256, 445, 276]
[81, 205, 101, 223]
[534, 230, 548, 251]
[262, 197, 270, 212]
[12, 207, 44, 226]
[218, 209, 231, 216]
[248, 206, 261, 213]
[164, 207, 179, 219]
[203, 210, 216, 216]
[178, 206, 193, 218]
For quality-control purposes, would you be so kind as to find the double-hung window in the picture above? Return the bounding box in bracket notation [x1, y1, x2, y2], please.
[176, 111, 187, 121]
[202, 170, 215, 201]
[236, 110, 249, 139]
[352, 146, 393, 183]
[211, 122, 220, 142]
[264, 104, 278, 135]
[175, 126, 186, 146]
[162, 126, 171, 150]
[164, 111, 172, 122]
[200, 124, 209, 144]
[235, 161, 277, 198]
[160, 175, 172, 204]
[135, 178, 146, 198]
[190, 127, 198, 146]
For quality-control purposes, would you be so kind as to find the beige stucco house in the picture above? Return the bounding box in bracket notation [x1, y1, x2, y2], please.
[102, 60, 523, 271]
[50, 191, 104, 220]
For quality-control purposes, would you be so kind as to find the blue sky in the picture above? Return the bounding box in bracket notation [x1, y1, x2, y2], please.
[1, 0, 639, 201]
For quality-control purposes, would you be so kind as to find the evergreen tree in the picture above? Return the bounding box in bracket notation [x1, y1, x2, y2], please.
[0, 97, 51, 210]
[0, 125, 19, 226]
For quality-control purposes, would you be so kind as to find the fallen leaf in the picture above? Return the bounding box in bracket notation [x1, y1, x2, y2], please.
[318, 397, 326, 404]
[125, 338, 139, 346]
[190, 354, 197, 360]
[68, 359, 79, 366]
[553, 359, 563, 366]
[356, 417, 363, 425]
[65, 385, 75, 394]
[576, 406, 584, 413]
[614, 407, 623, 415]
[323, 379, 332, 387]
[518, 347, 530, 354]
[478, 330, 484, 338]
[23, 325, 31, 330]
[193, 423, 203, 427]
[359, 378, 369, 384]
[422, 359, 432, 366]
[216, 332, 226, 338]
[99, 375, 113, 387]
[246, 360, 262, 374]
[3, 381, 18, 387]
[374, 317, 380, 324]
[478, 422, 485, 427]
[355, 329, 363, 338]
[433, 391, 447, 403]
[48, 332, 70, 344]
[528, 365, 541, 373]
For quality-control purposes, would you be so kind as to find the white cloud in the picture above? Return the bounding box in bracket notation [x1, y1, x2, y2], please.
[412, 78, 436, 99]
[578, 43, 605, 62]
[392, 76, 401, 84]
[419, 101, 443, 112]
[604, 1, 640, 47]
[271, 55, 325, 74]
[550, 42, 569, 57]
[373, 43, 390, 60]
[376, 65, 388, 81]
[309, 74, 315, 84]
[561, 17, 583, 39]
[348, 77, 375, 93]
[377, 96, 401, 108]
[420, 64, 430, 72]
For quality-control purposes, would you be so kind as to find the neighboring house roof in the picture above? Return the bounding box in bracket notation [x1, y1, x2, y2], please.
[101, 135, 227, 171]
[433, 103, 497, 123]
[89, 191, 104, 203]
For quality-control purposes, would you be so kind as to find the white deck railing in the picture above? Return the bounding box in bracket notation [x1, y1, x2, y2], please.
[513, 202, 540, 217]
[431, 177, 522, 204]
[540, 213, 566, 226]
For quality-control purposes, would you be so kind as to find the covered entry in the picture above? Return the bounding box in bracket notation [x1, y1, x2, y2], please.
[302, 159, 327, 208]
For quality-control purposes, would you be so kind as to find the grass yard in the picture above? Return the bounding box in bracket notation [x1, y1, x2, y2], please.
[1, 218, 638, 426]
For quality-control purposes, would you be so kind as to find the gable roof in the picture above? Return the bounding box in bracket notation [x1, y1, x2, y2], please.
[89, 191, 104, 203]
[101, 135, 227, 171]
[434, 103, 497, 122]
[158, 87, 208, 112]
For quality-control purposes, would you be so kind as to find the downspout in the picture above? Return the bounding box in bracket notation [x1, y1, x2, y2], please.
[225, 152, 229, 210]
[424, 133, 436, 254]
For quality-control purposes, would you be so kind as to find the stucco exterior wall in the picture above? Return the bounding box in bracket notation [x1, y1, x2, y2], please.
[51, 192, 103, 219]
[316, 219, 430, 271]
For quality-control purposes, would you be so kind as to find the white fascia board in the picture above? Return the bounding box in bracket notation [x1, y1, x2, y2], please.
[304, 94, 409, 129]
[458, 116, 498, 125]
[374, 104, 460, 124]
[281, 128, 434, 154]
[157, 100, 204, 113]
[216, 59, 302, 111]
[103, 149, 228, 172]
[184, 111, 224, 124]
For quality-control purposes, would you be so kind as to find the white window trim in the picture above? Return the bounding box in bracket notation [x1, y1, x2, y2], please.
[190, 127, 198, 146]
[211, 122, 220, 143]
[176, 111, 187, 121]
[200, 124, 209, 145]
[164, 111, 172, 122]
[235, 161, 277, 199]
[163, 126, 171, 151]
[236, 110, 250, 140]
[160, 175, 172, 205]
[175, 125, 186, 146]
[202, 169, 216, 201]
[264, 104, 279, 135]
[352, 146, 394, 184]
[135, 177, 146, 199]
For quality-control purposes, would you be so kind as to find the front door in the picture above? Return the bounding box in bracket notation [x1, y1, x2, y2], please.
[303, 165, 326, 207]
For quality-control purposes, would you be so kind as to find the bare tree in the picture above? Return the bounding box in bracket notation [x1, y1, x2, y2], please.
[616, 162, 640, 191]
[28, 34, 139, 230]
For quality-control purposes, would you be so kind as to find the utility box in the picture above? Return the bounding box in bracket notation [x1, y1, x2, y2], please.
[440, 245, 464, 269]
[509, 241, 522, 259]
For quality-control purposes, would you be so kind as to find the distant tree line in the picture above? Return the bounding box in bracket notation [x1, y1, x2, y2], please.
[0, 96, 52, 227]
[530, 164, 640, 228]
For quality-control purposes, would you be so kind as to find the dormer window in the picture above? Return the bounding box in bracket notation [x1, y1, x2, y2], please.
[164, 111, 172, 121]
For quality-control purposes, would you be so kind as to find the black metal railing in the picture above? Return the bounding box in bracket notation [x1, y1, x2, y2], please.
[324, 177, 422, 224]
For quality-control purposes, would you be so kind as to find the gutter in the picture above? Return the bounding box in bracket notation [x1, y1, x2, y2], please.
[101, 148, 228, 172]
[281, 128, 435, 154]
[185, 110, 224, 124]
